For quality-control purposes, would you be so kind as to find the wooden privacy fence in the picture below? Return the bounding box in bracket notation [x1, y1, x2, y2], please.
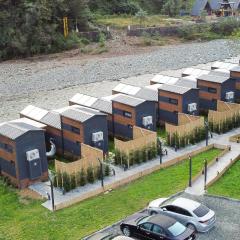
[208, 101, 240, 133]
[54, 143, 227, 210]
[115, 126, 157, 155]
[166, 113, 205, 146]
[55, 143, 103, 175]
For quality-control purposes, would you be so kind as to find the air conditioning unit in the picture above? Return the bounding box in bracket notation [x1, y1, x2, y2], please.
[92, 131, 104, 142]
[188, 103, 197, 112]
[142, 116, 153, 127]
[26, 149, 40, 161]
[226, 91, 234, 100]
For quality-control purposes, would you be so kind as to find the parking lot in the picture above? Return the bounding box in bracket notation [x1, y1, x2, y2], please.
[85, 193, 240, 240]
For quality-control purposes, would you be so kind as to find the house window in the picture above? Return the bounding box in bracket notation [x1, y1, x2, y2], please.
[208, 87, 217, 93]
[71, 126, 80, 134]
[123, 111, 132, 118]
[1, 143, 13, 153]
[169, 98, 178, 105]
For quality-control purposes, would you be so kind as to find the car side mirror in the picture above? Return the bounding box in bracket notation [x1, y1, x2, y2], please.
[162, 207, 167, 211]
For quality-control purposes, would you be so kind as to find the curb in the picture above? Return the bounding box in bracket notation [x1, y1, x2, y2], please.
[204, 193, 240, 203]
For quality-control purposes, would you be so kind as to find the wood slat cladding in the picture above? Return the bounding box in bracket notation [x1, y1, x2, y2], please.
[236, 82, 240, 90]
[112, 102, 136, 125]
[1, 171, 18, 186]
[197, 80, 221, 100]
[231, 71, 240, 79]
[158, 90, 183, 112]
[0, 135, 16, 162]
[62, 130, 83, 142]
[45, 126, 61, 137]
[61, 116, 84, 142]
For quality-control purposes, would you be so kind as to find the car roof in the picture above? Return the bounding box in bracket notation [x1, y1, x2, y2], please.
[170, 197, 200, 212]
[148, 214, 176, 229]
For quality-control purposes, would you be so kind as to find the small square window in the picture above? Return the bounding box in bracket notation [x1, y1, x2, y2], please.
[208, 87, 217, 93]
[123, 111, 132, 118]
[169, 98, 178, 105]
[71, 126, 80, 134]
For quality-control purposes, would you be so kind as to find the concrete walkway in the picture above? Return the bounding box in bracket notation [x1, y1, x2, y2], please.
[185, 129, 240, 195]
[29, 127, 240, 211]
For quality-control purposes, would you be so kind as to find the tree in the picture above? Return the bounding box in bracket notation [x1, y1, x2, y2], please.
[135, 9, 148, 27]
[162, 0, 180, 17]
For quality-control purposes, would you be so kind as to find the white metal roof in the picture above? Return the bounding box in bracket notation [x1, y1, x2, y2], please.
[69, 93, 98, 107]
[101, 93, 122, 101]
[213, 68, 230, 74]
[171, 197, 200, 212]
[182, 68, 210, 77]
[11, 118, 46, 129]
[20, 105, 48, 121]
[113, 83, 141, 95]
[211, 61, 237, 70]
[182, 75, 197, 82]
[151, 75, 179, 85]
[145, 84, 163, 90]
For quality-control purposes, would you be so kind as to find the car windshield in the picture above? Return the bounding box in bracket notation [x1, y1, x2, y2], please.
[193, 204, 210, 217]
[137, 216, 152, 225]
[168, 222, 186, 237]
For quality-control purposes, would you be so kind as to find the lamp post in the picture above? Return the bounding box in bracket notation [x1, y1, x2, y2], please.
[205, 121, 209, 146]
[97, 158, 104, 188]
[157, 137, 163, 164]
[48, 170, 55, 212]
[189, 155, 192, 187]
[204, 159, 208, 190]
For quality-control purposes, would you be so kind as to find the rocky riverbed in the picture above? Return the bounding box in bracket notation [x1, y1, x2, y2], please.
[0, 39, 240, 122]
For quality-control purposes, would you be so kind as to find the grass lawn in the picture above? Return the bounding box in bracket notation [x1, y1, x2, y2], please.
[208, 159, 240, 199]
[0, 148, 221, 240]
[95, 15, 191, 29]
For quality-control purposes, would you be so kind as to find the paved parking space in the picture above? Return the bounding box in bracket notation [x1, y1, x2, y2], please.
[85, 193, 240, 240]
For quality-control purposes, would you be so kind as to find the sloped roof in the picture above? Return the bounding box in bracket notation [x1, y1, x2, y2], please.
[182, 68, 210, 77]
[197, 74, 230, 83]
[111, 94, 146, 107]
[191, 0, 209, 16]
[21, 105, 61, 130]
[70, 93, 112, 114]
[211, 61, 237, 70]
[0, 120, 43, 140]
[159, 84, 192, 95]
[151, 75, 179, 85]
[211, 0, 240, 10]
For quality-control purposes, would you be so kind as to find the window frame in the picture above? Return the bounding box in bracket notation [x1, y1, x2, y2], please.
[123, 111, 132, 118]
[169, 98, 178, 105]
[71, 126, 80, 135]
[208, 87, 217, 93]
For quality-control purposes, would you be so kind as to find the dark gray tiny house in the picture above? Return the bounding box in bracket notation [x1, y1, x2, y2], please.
[0, 120, 48, 189]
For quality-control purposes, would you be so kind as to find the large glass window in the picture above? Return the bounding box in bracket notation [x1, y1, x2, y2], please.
[169, 98, 178, 105]
[208, 87, 217, 93]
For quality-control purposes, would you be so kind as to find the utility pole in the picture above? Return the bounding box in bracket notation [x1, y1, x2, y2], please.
[189, 155, 192, 187]
[204, 159, 208, 190]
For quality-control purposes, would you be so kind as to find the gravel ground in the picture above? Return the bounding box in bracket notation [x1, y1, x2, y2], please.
[0, 39, 240, 122]
[85, 193, 240, 240]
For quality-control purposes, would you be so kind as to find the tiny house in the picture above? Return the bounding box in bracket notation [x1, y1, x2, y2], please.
[110, 94, 156, 140]
[0, 119, 48, 189]
[112, 83, 159, 121]
[20, 105, 63, 155]
[56, 105, 108, 155]
[211, 61, 237, 70]
[197, 74, 236, 111]
[158, 84, 199, 125]
[150, 74, 179, 85]
[69, 93, 113, 135]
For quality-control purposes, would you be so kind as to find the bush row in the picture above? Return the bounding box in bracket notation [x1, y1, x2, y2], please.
[53, 164, 111, 192]
[114, 143, 158, 167]
[166, 127, 206, 149]
[209, 114, 240, 134]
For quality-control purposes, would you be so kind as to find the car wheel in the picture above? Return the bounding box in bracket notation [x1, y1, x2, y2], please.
[122, 226, 131, 237]
[187, 223, 197, 232]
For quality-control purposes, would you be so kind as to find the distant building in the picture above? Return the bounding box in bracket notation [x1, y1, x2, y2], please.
[191, 0, 213, 16]
[0, 118, 48, 189]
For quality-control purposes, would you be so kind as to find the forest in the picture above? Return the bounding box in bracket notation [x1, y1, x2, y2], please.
[0, 0, 193, 60]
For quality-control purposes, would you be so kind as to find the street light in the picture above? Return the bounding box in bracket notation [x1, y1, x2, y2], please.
[48, 170, 55, 211]
[204, 121, 212, 146]
[97, 158, 104, 188]
[204, 159, 208, 190]
[189, 155, 192, 187]
[157, 137, 163, 164]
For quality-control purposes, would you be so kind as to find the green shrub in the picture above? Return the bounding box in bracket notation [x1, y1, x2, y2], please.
[87, 166, 95, 184]
[104, 164, 110, 176]
[62, 172, 71, 192]
[79, 169, 87, 186]
[70, 174, 76, 190]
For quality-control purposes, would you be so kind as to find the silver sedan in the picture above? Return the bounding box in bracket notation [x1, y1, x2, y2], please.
[147, 197, 216, 233]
